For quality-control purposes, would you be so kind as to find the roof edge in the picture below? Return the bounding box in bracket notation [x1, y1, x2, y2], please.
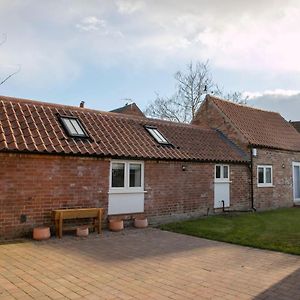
[0, 148, 249, 164]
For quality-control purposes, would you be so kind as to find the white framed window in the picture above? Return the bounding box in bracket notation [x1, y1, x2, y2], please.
[257, 165, 273, 187]
[145, 126, 169, 144]
[110, 160, 144, 192]
[215, 165, 230, 181]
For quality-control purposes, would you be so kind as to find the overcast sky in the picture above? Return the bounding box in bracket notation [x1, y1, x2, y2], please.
[0, 0, 300, 120]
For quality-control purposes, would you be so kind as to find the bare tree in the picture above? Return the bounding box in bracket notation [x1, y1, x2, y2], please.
[144, 93, 188, 123]
[214, 87, 248, 105]
[0, 34, 20, 87]
[145, 61, 247, 123]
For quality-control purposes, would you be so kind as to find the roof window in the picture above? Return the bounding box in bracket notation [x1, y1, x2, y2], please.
[60, 116, 88, 138]
[145, 126, 169, 144]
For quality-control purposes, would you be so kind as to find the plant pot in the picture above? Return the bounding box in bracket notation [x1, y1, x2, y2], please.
[33, 226, 51, 240]
[109, 220, 124, 232]
[134, 217, 148, 228]
[76, 226, 89, 237]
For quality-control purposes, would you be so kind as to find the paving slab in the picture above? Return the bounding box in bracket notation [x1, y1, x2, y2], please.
[0, 228, 299, 299]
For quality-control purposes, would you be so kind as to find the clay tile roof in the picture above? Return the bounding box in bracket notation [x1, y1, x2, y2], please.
[208, 95, 300, 151]
[110, 102, 145, 117]
[0, 95, 248, 163]
[291, 121, 300, 133]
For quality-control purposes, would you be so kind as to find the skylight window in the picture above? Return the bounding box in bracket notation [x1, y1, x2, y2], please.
[145, 126, 169, 144]
[60, 116, 88, 138]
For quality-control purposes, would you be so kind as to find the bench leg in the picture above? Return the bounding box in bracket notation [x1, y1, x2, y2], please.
[98, 209, 102, 234]
[59, 213, 63, 238]
[55, 219, 59, 238]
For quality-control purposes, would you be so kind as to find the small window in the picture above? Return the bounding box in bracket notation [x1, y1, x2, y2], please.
[215, 165, 229, 181]
[111, 163, 125, 187]
[60, 116, 88, 138]
[145, 126, 169, 144]
[257, 165, 273, 187]
[110, 161, 144, 191]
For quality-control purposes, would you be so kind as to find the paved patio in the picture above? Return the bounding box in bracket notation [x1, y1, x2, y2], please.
[0, 228, 299, 300]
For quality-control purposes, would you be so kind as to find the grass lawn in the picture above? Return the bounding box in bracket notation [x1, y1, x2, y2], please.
[160, 208, 300, 255]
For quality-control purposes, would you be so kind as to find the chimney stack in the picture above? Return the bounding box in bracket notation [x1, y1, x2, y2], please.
[80, 101, 85, 108]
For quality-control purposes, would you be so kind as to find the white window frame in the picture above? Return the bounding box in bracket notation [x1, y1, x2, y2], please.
[257, 165, 273, 187]
[145, 126, 169, 144]
[110, 160, 144, 193]
[292, 162, 300, 202]
[214, 164, 230, 182]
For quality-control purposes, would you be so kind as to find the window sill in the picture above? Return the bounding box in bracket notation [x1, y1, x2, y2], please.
[108, 190, 147, 194]
[257, 184, 274, 188]
[214, 180, 232, 183]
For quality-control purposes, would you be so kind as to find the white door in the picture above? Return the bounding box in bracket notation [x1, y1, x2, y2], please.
[214, 165, 230, 208]
[293, 162, 300, 203]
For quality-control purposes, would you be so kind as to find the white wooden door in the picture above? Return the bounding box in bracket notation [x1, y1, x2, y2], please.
[214, 165, 230, 208]
[293, 162, 300, 203]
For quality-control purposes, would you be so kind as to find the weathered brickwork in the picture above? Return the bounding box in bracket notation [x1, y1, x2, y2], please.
[194, 99, 300, 210]
[229, 164, 251, 210]
[252, 148, 300, 209]
[0, 153, 250, 238]
[0, 153, 110, 238]
[144, 161, 250, 223]
[192, 100, 249, 153]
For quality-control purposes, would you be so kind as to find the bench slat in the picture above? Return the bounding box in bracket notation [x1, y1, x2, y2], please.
[52, 208, 101, 220]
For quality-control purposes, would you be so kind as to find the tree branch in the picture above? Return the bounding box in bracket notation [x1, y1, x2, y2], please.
[0, 65, 21, 86]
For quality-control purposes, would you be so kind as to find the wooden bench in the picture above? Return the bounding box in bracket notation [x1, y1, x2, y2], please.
[52, 208, 104, 238]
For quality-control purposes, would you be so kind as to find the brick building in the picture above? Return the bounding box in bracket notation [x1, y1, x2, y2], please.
[193, 95, 300, 210]
[0, 94, 299, 238]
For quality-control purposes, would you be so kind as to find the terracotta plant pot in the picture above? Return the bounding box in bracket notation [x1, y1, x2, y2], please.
[134, 217, 148, 228]
[109, 220, 124, 231]
[33, 226, 51, 240]
[76, 226, 89, 237]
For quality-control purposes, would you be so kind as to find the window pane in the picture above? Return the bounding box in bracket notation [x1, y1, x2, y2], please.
[129, 164, 141, 187]
[62, 118, 77, 135]
[153, 130, 168, 144]
[265, 167, 272, 184]
[216, 166, 221, 179]
[146, 127, 169, 144]
[258, 167, 264, 183]
[223, 166, 229, 179]
[112, 163, 125, 187]
[70, 118, 85, 135]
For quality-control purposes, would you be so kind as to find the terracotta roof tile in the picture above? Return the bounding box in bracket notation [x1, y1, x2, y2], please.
[0, 95, 248, 163]
[291, 121, 300, 133]
[209, 95, 300, 151]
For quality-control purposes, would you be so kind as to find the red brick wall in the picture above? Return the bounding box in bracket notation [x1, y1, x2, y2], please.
[193, 100, 299, 210]
[0, 153, 251, 238]
[144, 161, 251, 223]
[252, 148, 300, 209]
[0, 153, 109, 238]
[192, 100, 249, 153]
[230, 164, 251, 210]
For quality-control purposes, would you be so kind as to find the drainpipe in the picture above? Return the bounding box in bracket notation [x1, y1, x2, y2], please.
[221, 200, 226, 212]
[250, 147, 256, 211]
